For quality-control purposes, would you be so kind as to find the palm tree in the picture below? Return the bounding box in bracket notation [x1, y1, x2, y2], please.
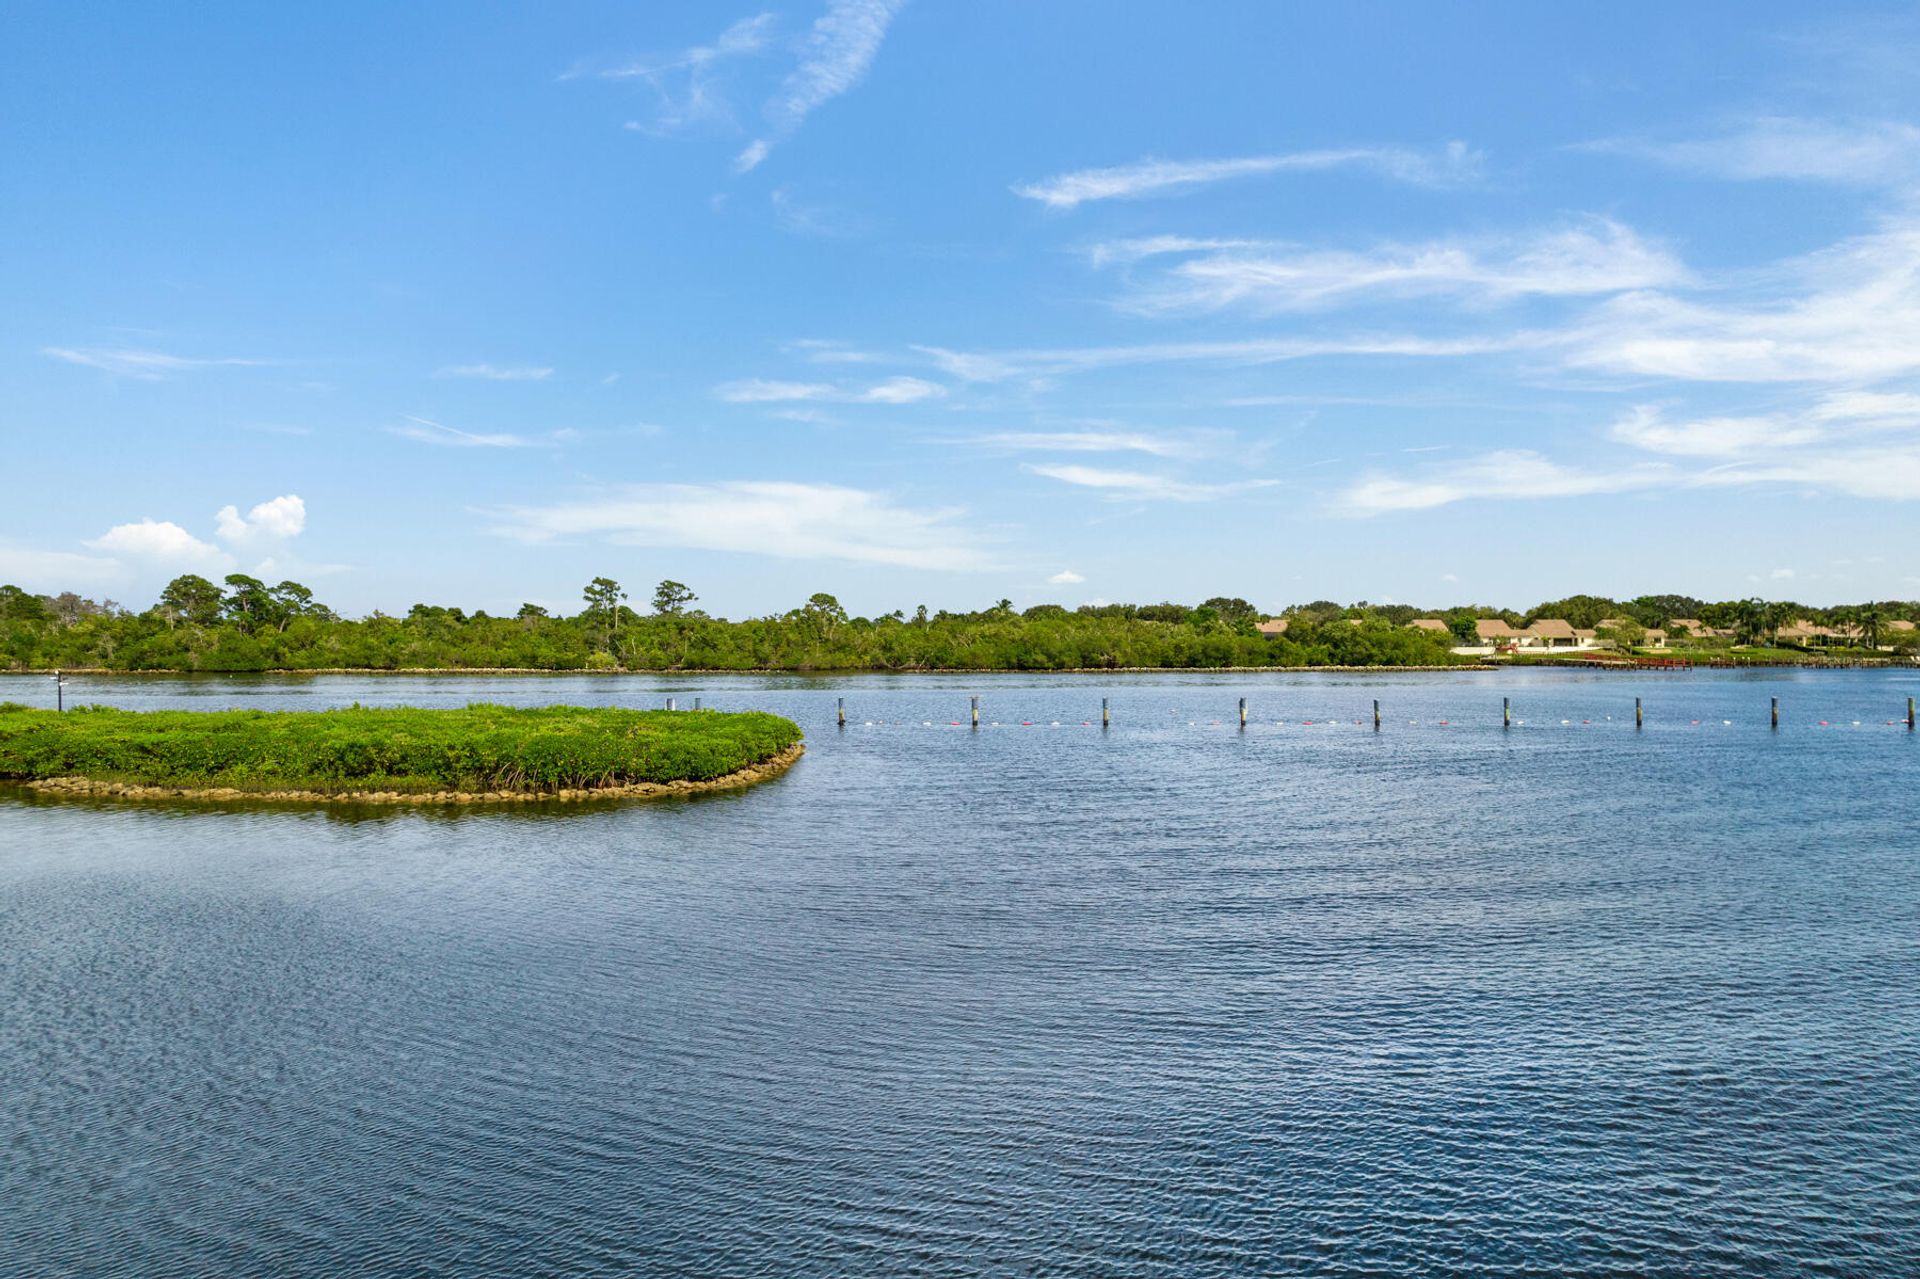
[1736, 597, 1767, 646]
[1858, 603, 1885, 650]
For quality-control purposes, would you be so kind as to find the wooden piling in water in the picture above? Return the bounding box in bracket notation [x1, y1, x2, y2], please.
[1908, 696, 1914, 731]
[1373, 699, 1381, 731]
[1771, 696, 1779, 730]
[1635, 697, 1643, 729]
[971, 696, 980, 729]
[1101, 697, 1110, 729]
[1239, 697, 1248, 728]
[1503, 696, 1511, 730]
[837, 696, 845, 727]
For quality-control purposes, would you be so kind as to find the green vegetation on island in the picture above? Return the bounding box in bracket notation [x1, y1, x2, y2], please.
[0, 576, 1461, 672]
[0, 702, 803, 797]
[3, 577, 1917, 675]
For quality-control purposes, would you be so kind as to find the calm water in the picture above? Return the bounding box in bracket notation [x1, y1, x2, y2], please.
[4, 669, 1919, 1277]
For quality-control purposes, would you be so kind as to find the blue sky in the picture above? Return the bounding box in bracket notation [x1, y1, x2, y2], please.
[7, 2, 1920, 618]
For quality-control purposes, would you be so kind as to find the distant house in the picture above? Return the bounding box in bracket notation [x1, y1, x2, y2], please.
[1409, 618, 1451, 633]
[1255, 618, 1289, 637]
[1668, 617, 1730, 641]
[1520, 618, 1579, 648]
[1474, 618, 1522, 645]
[1594, 618, 1668, 650]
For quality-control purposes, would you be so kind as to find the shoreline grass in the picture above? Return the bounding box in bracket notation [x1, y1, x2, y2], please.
[0, 703, 803, 798]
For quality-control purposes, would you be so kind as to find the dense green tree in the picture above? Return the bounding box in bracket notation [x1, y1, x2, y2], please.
[652, 580, 697, 615]
[157, 574, 223, 626]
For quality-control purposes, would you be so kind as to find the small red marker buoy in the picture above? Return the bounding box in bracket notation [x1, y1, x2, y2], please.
[1819, 720, 1829, 726]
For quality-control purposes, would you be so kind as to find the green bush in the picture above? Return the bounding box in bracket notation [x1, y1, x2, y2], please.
[0, 703, 802, 794]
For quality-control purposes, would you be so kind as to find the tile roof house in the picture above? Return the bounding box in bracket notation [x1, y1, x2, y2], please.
[1409, 618, 1451, 632]
[1474, 618, 1522, 642]
[1255, 618, 1289, 637]
[1521, 618, 1579, 647]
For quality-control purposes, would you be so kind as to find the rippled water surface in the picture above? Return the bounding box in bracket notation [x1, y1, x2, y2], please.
[4, 669, 1919, 1277]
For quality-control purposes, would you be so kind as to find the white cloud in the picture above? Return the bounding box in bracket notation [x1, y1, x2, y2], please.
[1047, 569, 1086, 585]
[1562, 221, 1920, 383]
[1112, 219, 1687, 313]
[390, 416, 542, 448]
[785, 338, 880, 364]
[714, 375, 945, 403]
[0, 545, 124, 589]
[970, 430, 1195, 457]
[435, 363, 554, 381]
[489, 479, 992, 571]
[1607, 405, 1826, 457]
[42, 347, 269, 379]
[86, 519, 231, 568]
[733, 138, 772, 173]
[740, 0, 906, 169]
[215, 495, 306, 543]
[1338, 450, 1672, 515]
[918, 333, 1533, 383]
[1588, 117, 1920, 188]
[589, 13, 775, 136]
[715, 378, 838, 402]
[1014, 141, 1482, 209]
[1024, 463, 1276, 502]
[1770, 567, 1797, 580]
[859, 375, 944, 403]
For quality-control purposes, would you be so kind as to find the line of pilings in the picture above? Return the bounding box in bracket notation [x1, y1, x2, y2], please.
[818, 694, 1920, 731]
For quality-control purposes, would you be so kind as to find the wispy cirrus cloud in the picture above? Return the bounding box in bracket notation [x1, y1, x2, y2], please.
[966, 428, 1238, 460]
[917, 333, 1535, 383]
[715, 374, 944, 403]
[1561, 221, 1920, 383]
[42, 347, 271, 379]
[1024, 463, 1276, 502]
[1338, 450, 1672, 515]
[576, 13, 774, 135]
[435, 362, 554, 381]
[1013, 141, 1482, 210]
[1338, 385, 1920, 514]
[1103, 219, 1687, 314]
[389, 416, 563, 448]
[488, 479, 992, 571]
[736, 0, 907, 172]
[1584, 116, 1920, 189]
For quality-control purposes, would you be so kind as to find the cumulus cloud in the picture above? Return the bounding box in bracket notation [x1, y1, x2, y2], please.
[215, 495, 306, 543]
[488, 479, 992, 571]
[1014, 141, 1482, 209]
[1047, 569, 1086, 584]
[86, 519, 232, 569]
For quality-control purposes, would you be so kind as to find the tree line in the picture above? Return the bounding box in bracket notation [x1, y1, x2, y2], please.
[2, 576, 1915, 673]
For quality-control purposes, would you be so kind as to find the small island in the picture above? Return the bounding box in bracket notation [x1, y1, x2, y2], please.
[0, 703, 804, 804]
